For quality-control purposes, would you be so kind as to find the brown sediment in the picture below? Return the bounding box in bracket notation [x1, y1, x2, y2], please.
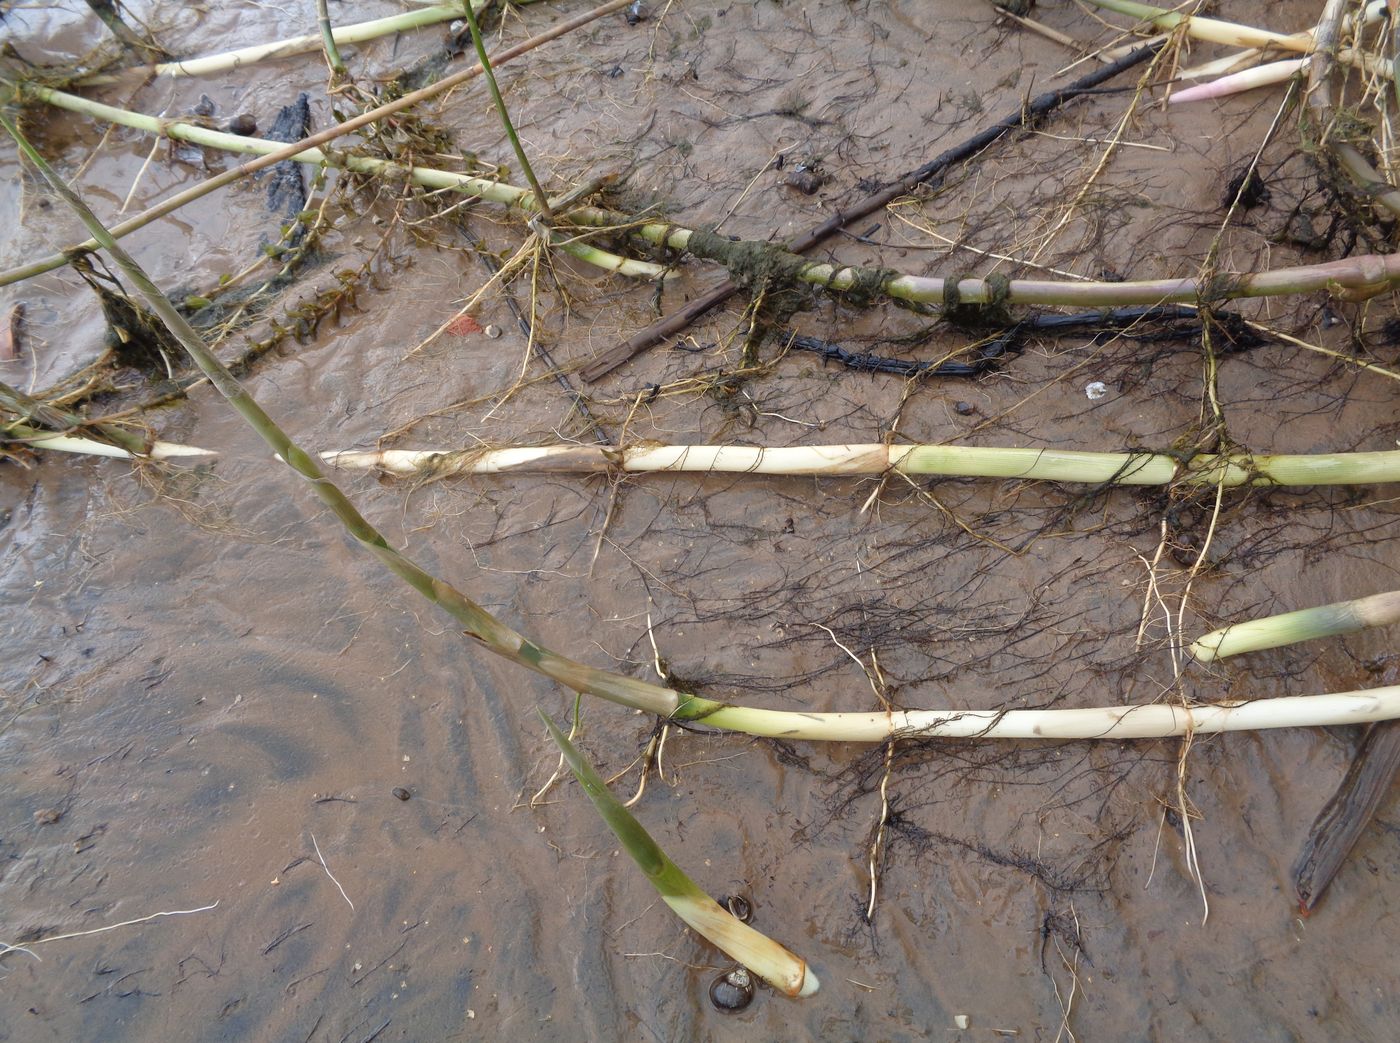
[4, 2, 1400, 1041]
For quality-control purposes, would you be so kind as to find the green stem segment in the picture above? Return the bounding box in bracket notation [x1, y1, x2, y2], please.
[461, 0, 553, 218]
[540, 711, 817, 997]
[316, 0, 348, 79]
[1192, 591, 1400, 661]
[82, 0, 166, 60]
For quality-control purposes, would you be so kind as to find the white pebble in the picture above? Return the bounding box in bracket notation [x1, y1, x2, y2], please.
[1085, 381, 1109, 401]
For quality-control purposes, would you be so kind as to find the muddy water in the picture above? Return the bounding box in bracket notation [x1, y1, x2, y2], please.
[4, 1, 1400, 1039]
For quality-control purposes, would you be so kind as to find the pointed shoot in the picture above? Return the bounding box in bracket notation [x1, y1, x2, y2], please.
[539, 710, 818, 998]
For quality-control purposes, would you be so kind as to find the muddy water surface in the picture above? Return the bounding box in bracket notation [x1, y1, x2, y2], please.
[3, 2, 1400, 1040]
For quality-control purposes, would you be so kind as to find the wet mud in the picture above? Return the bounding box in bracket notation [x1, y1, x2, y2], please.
[3, 1, 1400, 1039]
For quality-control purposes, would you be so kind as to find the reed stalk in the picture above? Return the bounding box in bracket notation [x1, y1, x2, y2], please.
[1169, 59, 1309, 104]
[82, 0, 166, 61]
[639, 229, 1400, 306]
[541, 711, 817, 998]
[24, 81, 1400, 301]
[680, 686, 1400, 741]
[76, 2, 484, 86]
[1192, 591, 1400, 661]
[1082, 0, 1311, 50]
[319, 441, 1400, 489]
[316, 0, 348, 80]
[10, 115, 1400, 746]
[460, 0, 552, 218]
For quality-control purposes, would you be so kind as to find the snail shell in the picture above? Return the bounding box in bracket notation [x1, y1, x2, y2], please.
[709, 967, 754, 1013]
[723, 894, 753, 923]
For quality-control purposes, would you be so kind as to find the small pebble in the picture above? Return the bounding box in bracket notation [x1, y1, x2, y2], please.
[171, 142, 206, 166]
[33, 807, 62, 825]
[1085, 381, 1108, 401]
[226, 113, 258, 136]
[393, 787, 411, 801]
[784, 169, 824, 195]
[626, 1, 649, 25]
[1285, 212, 1327, 250]
[954, 401, 976, 416]
[954, 1014, 971, 1029]
[484, 324, 502, 339]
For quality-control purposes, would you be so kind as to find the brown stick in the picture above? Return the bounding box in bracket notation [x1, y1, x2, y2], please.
[0, 303, 21, 361]
[579, 41, 1162, 382]
[1294, 721, 1400, 914]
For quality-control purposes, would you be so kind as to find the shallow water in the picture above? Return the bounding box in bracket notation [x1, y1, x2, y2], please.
[4, 1, 1400, 1039]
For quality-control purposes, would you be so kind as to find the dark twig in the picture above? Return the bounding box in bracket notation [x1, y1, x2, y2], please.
[580, 41, 1164, 381]
[781, 305, 1259, 379]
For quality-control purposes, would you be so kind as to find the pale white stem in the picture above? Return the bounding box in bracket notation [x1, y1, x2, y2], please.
[664, 893, 818, 997]
[78, 3, 484, 85]
[1169, 59, 1309, 104]
[698, 686, 1400, 742]
[21, 432, 216, 460]
[318, 442, 1400, 488]
[1082, 0, 1313, 50]
[1179, 48, 1268, 81]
